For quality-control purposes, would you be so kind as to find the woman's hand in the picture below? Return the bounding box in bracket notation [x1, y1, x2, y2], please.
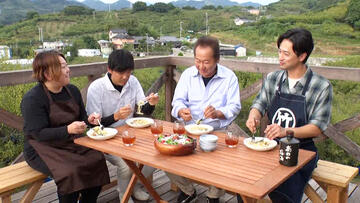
[88, 112, 101, 125]
[67, 121, 87, 134]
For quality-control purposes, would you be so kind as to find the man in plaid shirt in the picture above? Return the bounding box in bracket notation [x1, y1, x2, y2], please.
[243, 28, 333, 203]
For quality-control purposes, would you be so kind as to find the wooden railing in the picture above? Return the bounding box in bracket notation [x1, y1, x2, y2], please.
[1, 56, 360, 161]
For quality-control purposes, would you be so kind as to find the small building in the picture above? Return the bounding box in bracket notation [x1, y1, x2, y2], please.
[235, 44, 246, 57]
[249, 9, 260, 16]
[109, 29, 128, 40]
[234, 18, 255, 26]
[111, 34, 135, 50]
[0, 45, 11, 59]
[98, 40, 112, 58]
[158, 36, 181, 48]
[43, 41, 66, 50]
[77, 49, 101, 57]
[133, 36, 155, 49]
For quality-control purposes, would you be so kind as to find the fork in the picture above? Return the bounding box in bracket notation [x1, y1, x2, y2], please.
[142, 93, 159, 104]
[97, 119, 104, 131]
[195, 115, 205, 125]
[251, 128, 263, 143]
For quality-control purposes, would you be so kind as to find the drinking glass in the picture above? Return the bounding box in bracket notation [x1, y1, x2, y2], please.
[225, 131, 239, 148]
[173, 120, 185, 134]
[122, 130, 136, 146]
[150, 121, 163, 137]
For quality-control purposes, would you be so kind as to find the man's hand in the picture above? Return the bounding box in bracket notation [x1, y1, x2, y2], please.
[147, 93, 159, 106]
[114, 105, 132, 121]
[88, 112, 101, 125]
[67, 121, 87, 134]
[246, 108, 262, 134]
[204, 105, 224, 119]
[178, 108, 192, 121]
[264, 124, 286, 140]
[245, 117, 259, 134]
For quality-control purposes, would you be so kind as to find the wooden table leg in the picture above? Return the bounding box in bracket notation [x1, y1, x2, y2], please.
[0, 190, 14, 203]
[121, 165, 143, 203]
[327, 185, 348, 203]
[240, 195, 257, 203]
[123, 159, 167, 203]
[20, 179, 44, 203]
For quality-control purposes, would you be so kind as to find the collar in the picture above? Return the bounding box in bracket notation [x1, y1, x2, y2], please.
[190, 64, 226, 79]
[282, 65, 312, 88]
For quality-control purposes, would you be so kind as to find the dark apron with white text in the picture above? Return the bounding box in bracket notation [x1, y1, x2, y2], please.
[267, 71, 318, 203]
[28, 84, 110, 195]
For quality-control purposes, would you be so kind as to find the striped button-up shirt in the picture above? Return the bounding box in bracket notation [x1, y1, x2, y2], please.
[251, 67, 333, 132]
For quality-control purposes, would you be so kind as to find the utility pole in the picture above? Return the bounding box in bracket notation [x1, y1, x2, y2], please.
[38, 27, 43, 42]
[160, 26, 162, 37]
[146, 33, 149, 56]
[179, 21, 183, 39]
[205, 12, 208, 35]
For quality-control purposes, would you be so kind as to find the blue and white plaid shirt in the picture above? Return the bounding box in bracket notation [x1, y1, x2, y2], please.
[251, 67, 333, 132]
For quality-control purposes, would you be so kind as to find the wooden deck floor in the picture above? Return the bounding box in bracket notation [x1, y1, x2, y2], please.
[10, 163, 360, 203]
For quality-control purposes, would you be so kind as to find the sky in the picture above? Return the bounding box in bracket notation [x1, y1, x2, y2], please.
[94, 0, 280, 6]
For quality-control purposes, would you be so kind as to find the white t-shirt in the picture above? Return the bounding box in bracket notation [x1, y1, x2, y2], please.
[288, 77, 302, 93]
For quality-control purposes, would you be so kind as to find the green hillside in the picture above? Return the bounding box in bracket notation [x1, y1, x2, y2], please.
[0, 0, 359, 59]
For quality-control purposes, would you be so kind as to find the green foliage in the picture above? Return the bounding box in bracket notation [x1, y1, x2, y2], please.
[345, 0, 360, 28]
[26, 11, 39, 20]
[148, 3, 175, 13]
[63, 6, 94, 16]
[182, 6, 196, 10]
[82, 36, 99, 49]
[132, 1, 147, 12]
[201, 5, 217, 10]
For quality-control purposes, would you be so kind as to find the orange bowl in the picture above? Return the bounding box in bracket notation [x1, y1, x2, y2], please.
[154, 136, 196, 156]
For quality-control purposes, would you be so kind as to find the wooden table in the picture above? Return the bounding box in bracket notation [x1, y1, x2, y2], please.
[74, 120, 316, 203]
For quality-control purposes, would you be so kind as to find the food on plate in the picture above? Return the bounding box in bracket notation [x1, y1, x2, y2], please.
[188, 125, 209, 132]
[130, 118, 152, 126]
[157, 134, 193, 145]
[248, 139, 271, 148]
[136, 100, 145, 115]
[92, 126, 107, 136]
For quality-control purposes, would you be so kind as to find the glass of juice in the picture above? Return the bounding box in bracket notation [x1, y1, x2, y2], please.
[225, 131, 239, 148]
[150, 121, 163, 137]
[173, 120, 185, 134]
[122, 130, 136, 146]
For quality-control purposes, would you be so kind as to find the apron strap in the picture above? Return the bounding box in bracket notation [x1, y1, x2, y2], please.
[301, 69, 313, 96]
[277, 71, 286, 93]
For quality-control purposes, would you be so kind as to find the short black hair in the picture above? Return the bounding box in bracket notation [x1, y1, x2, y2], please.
[194, 36, 220, 61]
[277, 28, 314, 64]
[108, 49, 134, 72]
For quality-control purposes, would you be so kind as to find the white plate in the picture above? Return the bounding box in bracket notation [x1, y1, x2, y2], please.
[243, 137, 278, 151]
[87, 127, 118, 140]
[125, 117, 154, 128]
[185, 124, 214, 135]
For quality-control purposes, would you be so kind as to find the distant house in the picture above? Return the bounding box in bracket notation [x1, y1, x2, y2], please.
[110, 33, 135, 50]
[109, 29, 128, 40]
[235, 44, 246, 57]
[219, 43, 246, 57]
[0, 45, 11, 59]
[78, 49, 101, 57]
[158, 36, 181, 48]
[234, 18, 255, 26]
[133, 36, 155, 49]
[43, 41, 67, 50]
[97, 40, 112, 58]
[248, 9, 260, 16]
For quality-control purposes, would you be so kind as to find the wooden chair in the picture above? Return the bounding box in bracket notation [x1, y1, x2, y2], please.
[304, 159, 358, 203]
[0, 161, 47, 203]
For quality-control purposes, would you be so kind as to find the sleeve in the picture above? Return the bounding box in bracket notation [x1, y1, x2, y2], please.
[171, 70, 189, 119]
[21, 93, 69, 141]
[251, 74, 270, 116]
[142, 103, 155, 115]
[86, 81, 103, 117]
[308, 84, 333, 132]
[217, 74, 242, 128]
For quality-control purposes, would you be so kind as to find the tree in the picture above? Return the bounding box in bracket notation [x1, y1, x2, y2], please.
[26, 11, 39, 20]
[133, 1, 147, 12]
[82, 36, 98, 49]
[182, 6, 196, 10]
[148, 3, 175, 13]
[63, 6, 94, 16]
[345, 0, 360, 29]
[201, 5, 216, 10]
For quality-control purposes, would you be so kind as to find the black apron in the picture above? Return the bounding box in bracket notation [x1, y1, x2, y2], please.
[28, 84, 110, 195]
[267, 70, 318, 203]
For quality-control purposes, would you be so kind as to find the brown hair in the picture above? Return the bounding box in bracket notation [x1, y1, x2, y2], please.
[194, 36, 220, 61]
[32, 50, 66, 82]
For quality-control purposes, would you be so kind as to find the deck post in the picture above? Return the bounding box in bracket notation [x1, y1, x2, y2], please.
[164, 65, 176, 122]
